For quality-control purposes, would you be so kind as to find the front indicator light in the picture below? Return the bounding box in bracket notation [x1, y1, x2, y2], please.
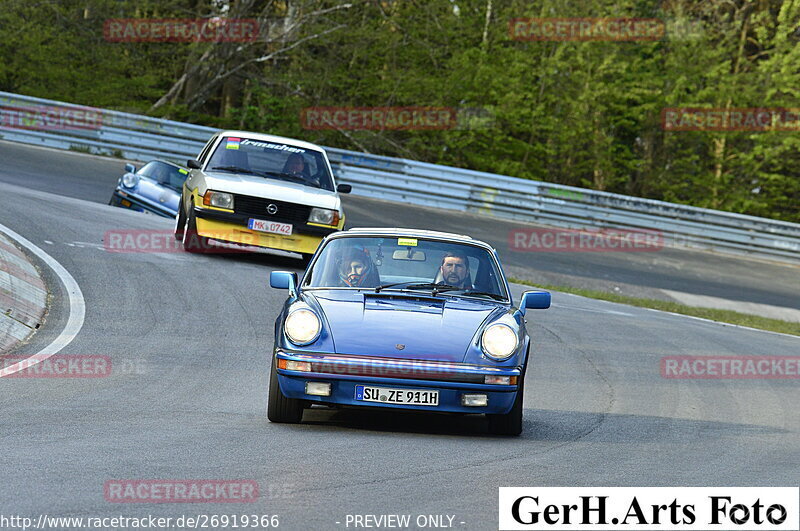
[277, 359, 312, 372]
[484, 375, 517, 385]
[305, 382, 331, 396]
[462, 394, 489, 407]
[284, 308, 322, 345]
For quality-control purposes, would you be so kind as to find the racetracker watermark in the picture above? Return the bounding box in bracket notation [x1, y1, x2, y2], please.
[0, 103, 103, 130]
[0, 355, 111, 378]
[282, 357, 486, 381]
[663, 108, 800, 131]
[103, 18, 260, 42]
[509, 18, 665, 41]
[300, 106, 495, 131]
[661, 356, 800, 379]
[104, 230, 256, 254]
[104, 480, 259, 504]
[301, 107, 456, 131]
[509, 228, 664, 252]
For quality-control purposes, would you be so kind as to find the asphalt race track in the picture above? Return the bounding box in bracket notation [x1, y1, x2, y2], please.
[2, 140, 799, 308]
[0, 142, 798, 529]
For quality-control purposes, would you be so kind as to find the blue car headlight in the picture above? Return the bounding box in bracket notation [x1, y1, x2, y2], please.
[284, 307, 321, 345]
[481, 323, 518, 360]
[121, 173, 139, 189]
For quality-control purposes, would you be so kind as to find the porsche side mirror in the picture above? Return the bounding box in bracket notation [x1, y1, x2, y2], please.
[520, 290, 551, 315]
[337, 184, 352, 194]
[187, 159, 202, 169]
[270, 271, 299, 297]
[124, 163, 136, 173]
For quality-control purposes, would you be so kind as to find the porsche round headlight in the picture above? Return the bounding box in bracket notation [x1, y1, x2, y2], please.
[284, 308, 321, 345]
[121, 173, 139, 189]
[481, 323, 518, 360]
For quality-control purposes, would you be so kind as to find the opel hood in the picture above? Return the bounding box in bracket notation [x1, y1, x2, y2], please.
[201, 171, 339, 210]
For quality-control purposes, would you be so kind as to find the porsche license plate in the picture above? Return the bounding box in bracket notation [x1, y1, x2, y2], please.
[248, 219, 292, 235]
[355, 385, 439, 406]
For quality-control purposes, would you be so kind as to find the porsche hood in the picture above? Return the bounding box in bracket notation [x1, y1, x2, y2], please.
[305, 290, 507, 363]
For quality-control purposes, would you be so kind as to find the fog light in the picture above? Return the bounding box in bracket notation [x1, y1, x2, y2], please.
[484, 375, 517, 385]
[461, 394, 488, 407]
[305, 382, 331, 396]
[277, 359, 312, 372]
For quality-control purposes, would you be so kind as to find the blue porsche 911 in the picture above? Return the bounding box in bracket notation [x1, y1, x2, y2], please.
[267, 228, 550, 435]
[109, 160, 188, 218]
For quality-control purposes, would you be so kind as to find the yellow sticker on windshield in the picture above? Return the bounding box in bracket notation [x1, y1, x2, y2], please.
[178, 168, 188, 175]
[397, 238, 418, 246]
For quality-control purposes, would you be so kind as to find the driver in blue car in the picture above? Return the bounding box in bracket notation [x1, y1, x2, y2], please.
[438, 251, 474, 289]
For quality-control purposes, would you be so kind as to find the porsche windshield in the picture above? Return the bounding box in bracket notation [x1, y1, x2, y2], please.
[304, 236, 508, 301]
[206, 136, 335, 191]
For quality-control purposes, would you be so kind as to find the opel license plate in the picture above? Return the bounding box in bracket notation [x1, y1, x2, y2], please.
[248, 219, 292, 235]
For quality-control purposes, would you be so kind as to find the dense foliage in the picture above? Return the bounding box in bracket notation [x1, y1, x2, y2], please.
[1, 0, 798, 221]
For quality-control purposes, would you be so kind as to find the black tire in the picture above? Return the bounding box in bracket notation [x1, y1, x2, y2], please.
[267, 358, 304, 423]
[487, 376, 524, 436]
[174, 197, 187, 240]
[181, 207, 209, 253]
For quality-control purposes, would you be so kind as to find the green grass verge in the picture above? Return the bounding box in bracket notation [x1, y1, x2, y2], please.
[509, 277, 800, 337]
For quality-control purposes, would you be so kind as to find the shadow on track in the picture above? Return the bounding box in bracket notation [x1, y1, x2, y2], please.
[287, 406, 785, 441]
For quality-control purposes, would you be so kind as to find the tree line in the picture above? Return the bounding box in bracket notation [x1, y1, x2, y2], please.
[1, 0, 798, 222]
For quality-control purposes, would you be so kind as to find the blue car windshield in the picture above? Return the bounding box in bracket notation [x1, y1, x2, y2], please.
[206, 136, 335, 191]
[138, 161, 188, 192]
[304, 236, 508, 300]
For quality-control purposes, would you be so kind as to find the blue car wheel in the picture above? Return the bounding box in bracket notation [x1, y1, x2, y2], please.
[487, 374, 524, 436]
[267, 358, 304, 423]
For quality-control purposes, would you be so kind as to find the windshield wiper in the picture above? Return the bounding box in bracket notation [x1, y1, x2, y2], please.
[260, 171, 316, 185]
[210, 165, 259, 176]
[450, 289, 507, 301]
[374, 282, 459, 294]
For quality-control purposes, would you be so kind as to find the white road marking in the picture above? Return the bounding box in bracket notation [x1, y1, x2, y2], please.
[662, 288, 800, 323]
[643, 306, 800, 339]
[0, 223, 86, 377]
[71, 241, 105, 250]
[551, 303, 633, 316]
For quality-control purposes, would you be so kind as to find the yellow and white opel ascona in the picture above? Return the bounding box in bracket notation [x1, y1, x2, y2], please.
[174, 131, 350, 259]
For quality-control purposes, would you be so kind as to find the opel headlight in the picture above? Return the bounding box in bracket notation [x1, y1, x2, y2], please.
[284, 308, 321, 345]
[308, 207, 339, 225]
[121, 173, 139, 189]
[203, 190, 234, 210]
[481, 323, 518, 360]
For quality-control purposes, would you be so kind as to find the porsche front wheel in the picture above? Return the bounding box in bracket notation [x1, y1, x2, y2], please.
[267, 359, 304, 424]
[487, 377, 524, 436]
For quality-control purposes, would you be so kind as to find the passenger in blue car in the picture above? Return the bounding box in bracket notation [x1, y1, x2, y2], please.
[438, 250, 474, 289]
[337, 247, 379, 287]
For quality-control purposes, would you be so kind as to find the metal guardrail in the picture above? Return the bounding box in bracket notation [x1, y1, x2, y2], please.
[1, 91, 798, 264]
